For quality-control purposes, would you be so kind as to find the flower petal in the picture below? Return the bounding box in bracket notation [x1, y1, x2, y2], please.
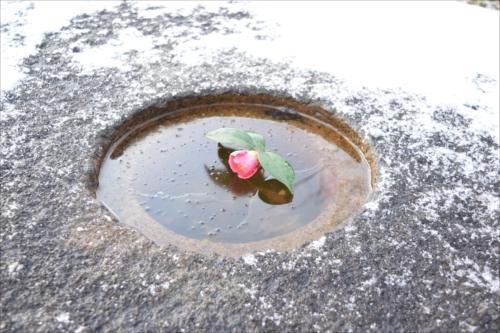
[228, 150, 260, 179]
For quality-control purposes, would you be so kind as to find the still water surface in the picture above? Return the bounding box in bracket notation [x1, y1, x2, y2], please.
[97, 104, 371, 243]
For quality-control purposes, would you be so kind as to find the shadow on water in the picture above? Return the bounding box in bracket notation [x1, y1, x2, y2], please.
[205, 145, 293, 205]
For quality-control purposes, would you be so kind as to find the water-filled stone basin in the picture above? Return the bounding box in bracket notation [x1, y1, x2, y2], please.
[95, 94, 375, 256]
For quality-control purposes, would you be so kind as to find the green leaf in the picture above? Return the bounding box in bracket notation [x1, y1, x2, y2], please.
[206, 128, 256, 150]
[258, 151, 295, 194]
[247, 132, 265, 152]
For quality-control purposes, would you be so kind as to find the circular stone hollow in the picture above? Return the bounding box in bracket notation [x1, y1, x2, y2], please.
[93, 94, 376, 257]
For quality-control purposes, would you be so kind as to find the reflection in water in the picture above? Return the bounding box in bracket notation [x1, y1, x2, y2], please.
[97, 104, 372, 244]
[258, 179, 293, 205]
[206, 145, 293, 205]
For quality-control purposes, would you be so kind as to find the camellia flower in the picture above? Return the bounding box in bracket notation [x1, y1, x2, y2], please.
[206, 128, 295, 193]
[228, 150, 260, 179]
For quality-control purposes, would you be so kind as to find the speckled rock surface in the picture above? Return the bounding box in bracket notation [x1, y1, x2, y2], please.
[1, 2, 499, 332]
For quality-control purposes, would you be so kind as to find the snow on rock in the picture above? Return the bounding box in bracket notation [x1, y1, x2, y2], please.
[1, 1, 499, 332]
[0, 1, 119, 91]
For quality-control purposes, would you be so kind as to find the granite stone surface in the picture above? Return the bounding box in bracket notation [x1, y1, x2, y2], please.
[1, 2, 499, 332]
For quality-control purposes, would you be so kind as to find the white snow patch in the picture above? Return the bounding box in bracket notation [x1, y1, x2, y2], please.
[456, 75, 500, 143]
[132, 1, 243, 19]
[307, 236, 326, 250]
[454, 258, 500, 294]
[7, 262, 23, 275]
[415, 186, 476, 222]
[1, 202, 19, 219]
[478, 193, 500, 215]
[460, 321, 480, 333]
[242, 254, 257, 265]
[72, 27, 158, 74]
[263, 313, 283, 326]
[75, 326, 87, 333]
[2, 2, 498, 144]
[0, 1, 119, 90]
[0, 102, 24, 120]
[363, 200, 379, 212]
[352, 244, 362, 254]
[421, 305, 431, 315]
[343, 224, 357, 233]
[55, 312, 70, 324]
[162, 1, 499, 141]
[385, 274, 408, 287]
[361, 276, 377, 287]
[156, 275, 175, 290]
[238, 283, 258, 299]
[465, 266, 500, 294]
[259, 296, 272, 310]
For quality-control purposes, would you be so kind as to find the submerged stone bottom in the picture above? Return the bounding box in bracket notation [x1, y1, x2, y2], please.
[96, 94, 375, 256]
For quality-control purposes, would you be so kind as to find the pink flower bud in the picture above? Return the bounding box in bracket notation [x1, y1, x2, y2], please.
[228, 150, 260, 179]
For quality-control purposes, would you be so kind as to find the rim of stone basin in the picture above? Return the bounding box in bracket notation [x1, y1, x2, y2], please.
[88, 93, 378, 257]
